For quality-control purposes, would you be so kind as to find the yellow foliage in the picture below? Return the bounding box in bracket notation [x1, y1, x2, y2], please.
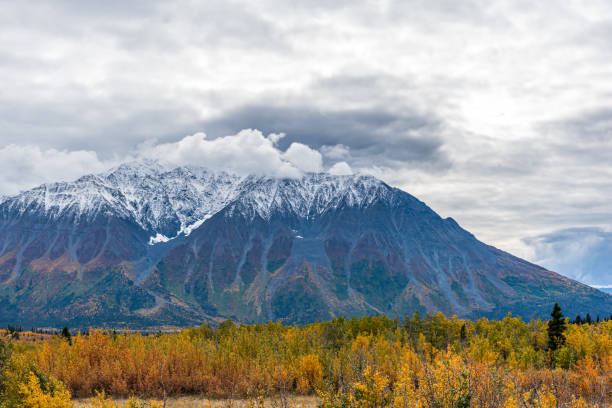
[2, 314, 610, 406]
[18, 372, 73, 408]
[88, 391, 117, 408]
[350, 365, 391, 408]
[297, 354, 323, 393]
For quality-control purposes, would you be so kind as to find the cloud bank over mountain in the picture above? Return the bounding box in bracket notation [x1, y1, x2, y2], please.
[140, 130, 325, 177]
[0, 144, 111, 195]
[0, 130, 344, 194]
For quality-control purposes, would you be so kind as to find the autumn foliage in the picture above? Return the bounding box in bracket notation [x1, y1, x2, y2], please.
[1, 312, 611, 407]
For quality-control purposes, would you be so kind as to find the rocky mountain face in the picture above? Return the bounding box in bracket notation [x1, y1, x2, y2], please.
[0, 161, 610, 328]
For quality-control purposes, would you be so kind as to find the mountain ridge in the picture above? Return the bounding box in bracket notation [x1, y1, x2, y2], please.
[0, 160, 610, 328]
[1, 161, 396, 243]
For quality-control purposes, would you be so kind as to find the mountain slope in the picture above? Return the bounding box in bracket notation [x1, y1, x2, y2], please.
[0, 161, 610, 327]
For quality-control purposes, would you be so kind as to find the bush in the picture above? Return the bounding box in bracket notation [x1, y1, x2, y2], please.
[0, 345, 72, 408]
[17, 372, 73, 408]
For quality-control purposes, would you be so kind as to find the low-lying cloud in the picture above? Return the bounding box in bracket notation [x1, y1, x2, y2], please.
[524, 228, 612, 287]
[0, 130, 347, 195]
[140, 130, 326, 177]
[0, 144, 113, 195]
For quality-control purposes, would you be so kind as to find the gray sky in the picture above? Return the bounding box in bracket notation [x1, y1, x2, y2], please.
[1, 0, 611, 286]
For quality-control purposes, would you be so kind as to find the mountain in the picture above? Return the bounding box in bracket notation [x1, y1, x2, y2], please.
[0, 161, 610, 328]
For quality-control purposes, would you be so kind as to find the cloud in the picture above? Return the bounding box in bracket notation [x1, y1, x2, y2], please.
[140, 130, 334, 177]
[328, 161, 353, 175]
[321, 144, 350, 160]
[141, 130, 304, 177]
[202, 104, 448, 170]
[0, 130, 357, 196]
[0, 145, 114, 195]
[0, 126, 368, 203]
[268, 132, 286, 145]
[523, 228, 612, 287]
[282, 142, 323, 173]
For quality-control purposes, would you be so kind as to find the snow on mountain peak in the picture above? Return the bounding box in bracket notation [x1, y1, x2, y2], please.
[0, 160, 393, 243]
[226, 172, 392, 220]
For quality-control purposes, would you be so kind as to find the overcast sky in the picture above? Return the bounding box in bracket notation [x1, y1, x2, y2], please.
[1, 1, 611, 286]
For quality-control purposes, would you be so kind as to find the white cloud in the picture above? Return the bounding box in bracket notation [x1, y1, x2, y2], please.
[328, 161, 353, 175]
[321, 144, 350, 160]
[141, 130, 304, 177]
[268, 132, 286, 145]
[282, 142, 323, 173]
[0, 144, 113, 195]
[0, 131, 331, 196]
[0, 131, 350, 197]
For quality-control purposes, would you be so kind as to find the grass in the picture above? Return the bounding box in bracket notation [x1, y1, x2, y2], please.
[73, 395, 320, 408]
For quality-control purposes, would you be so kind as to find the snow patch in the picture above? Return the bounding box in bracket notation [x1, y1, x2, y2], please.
[149, 233, 171, 245]
[179, 214, 213, 237]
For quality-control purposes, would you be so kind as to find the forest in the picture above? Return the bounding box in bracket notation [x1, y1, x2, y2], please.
[0, 305, 610, 407]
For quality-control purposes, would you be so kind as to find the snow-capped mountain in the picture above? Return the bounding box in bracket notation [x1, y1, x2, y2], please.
[1, 160, 394, 243]
[2, 161, 242, 240]
[0, 160, 610, 328]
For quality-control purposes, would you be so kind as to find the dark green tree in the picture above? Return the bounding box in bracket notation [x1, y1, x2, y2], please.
[547, 303, 566, 352]
[217, 319, 235, 335]
[60, 326, 72, 345]
[460, 323, 467, 342]
[585, 313, 592, 324]
[574, 315, 582, 324]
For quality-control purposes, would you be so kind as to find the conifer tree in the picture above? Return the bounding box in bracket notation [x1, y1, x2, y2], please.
[585, 313, 592, 324]
[547, 303, 566, 352]
[60, 326, 72, 345]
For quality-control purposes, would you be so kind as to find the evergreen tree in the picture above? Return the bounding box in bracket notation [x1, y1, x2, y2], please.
[574, 315, 582, 324]
[60, 326, 72, 345]
[596, 315, 600, 323]
[585, 313, 592, 324]
[547, 303, 566, 352]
